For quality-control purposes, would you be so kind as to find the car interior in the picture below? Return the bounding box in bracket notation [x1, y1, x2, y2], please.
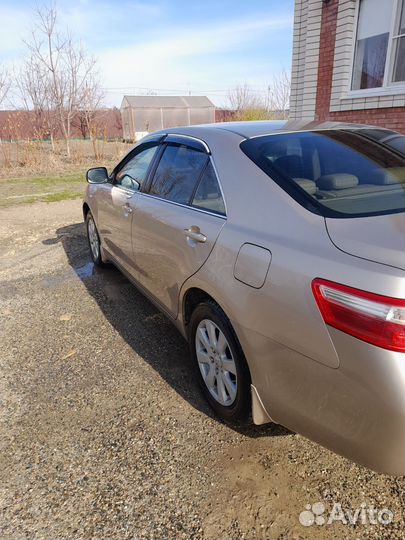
[261, 131, 405, 210]
[191, 162, 226, 215]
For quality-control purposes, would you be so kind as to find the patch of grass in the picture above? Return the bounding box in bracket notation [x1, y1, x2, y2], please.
[0, 172, 85, 187]
[0, 171, 86, 208]
[41, 191, 83, 203]
[2, 191, 84, 207]
[32, 173, 85, 187]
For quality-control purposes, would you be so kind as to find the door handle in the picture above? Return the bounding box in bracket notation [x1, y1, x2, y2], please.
[184, 226, 207, 243]
[122, 203, 133, 213]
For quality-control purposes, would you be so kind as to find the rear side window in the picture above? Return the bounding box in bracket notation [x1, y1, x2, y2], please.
[241, 130, 405, 218]
[192, 161, 226, 215]
[149, 144, 208, 204]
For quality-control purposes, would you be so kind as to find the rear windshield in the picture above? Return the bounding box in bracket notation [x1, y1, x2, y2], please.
[240, 130, 405, 218]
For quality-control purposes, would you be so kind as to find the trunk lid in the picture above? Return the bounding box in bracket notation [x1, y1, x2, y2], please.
[326, 213, 405, 270]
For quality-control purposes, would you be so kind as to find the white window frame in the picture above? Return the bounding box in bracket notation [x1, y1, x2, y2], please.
[347, 0, 405, 98]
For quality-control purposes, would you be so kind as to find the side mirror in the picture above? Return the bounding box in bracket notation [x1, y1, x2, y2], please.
[120, 174, 140, 191]
[86, 167, 109, 184]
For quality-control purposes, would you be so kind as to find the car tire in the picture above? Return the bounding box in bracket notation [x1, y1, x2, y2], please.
[85, 211, 105, 267]
[189, 300, 251, 425]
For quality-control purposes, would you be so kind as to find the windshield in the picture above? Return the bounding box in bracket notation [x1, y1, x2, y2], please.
[240, 129, 405, 218]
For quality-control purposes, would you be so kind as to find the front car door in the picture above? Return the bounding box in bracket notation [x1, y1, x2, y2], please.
[97, 138, 162, 273]
[130, 136, 227, 317]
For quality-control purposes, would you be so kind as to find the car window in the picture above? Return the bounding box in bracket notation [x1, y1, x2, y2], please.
[192, 161, 226, 215]
[241, 130, 405, 218]
[115, 143, 159, 191]
[149, 144, 208, 204]
[352, 129, 405, 156]
[384, 136, 405, 154]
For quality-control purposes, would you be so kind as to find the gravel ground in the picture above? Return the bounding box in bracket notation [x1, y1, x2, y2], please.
[0, 199, 403, 540]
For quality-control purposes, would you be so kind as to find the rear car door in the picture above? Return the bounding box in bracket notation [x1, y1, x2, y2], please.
[130, 136, 226, 317]
[97, 138, 161, 273]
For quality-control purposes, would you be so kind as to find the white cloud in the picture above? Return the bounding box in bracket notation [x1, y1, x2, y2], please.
[0, 1, 166, 56]
[98, 13, 293, 105]
[59, 1, 166, 38]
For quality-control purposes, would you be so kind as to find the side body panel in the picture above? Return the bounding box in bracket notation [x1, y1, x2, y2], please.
[130, 192, 225, 317]
[98, 185, 136, 271]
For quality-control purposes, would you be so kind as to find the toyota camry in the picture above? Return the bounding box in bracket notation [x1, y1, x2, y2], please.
[83, 121, 405, 475]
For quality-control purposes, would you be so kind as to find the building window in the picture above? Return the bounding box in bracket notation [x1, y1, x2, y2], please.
[352, 0, 405, 91]
[392, 0, 405, 82]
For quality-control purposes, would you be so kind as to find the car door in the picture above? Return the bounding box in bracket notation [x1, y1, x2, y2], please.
[130, 136, 227, 317]
[97, 138, 161, 273]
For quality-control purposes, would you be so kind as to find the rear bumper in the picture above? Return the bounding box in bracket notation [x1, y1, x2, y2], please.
[238, 323, 405, 476]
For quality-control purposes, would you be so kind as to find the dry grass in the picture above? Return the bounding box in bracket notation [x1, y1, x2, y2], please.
[0, 172, 86, 208]
[0, 138, 134, 207]
[0, 139, 132, 179]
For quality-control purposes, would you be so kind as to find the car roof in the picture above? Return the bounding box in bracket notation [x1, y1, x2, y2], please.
[161, 120, 396, 139]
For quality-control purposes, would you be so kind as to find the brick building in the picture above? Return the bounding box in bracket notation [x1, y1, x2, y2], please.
[290, 0, 405, 132]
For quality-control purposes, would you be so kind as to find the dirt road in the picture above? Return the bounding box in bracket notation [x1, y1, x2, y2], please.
[0, 200, 403, 539]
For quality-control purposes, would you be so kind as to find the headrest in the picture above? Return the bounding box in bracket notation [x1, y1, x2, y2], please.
[317, 173, 359, 190]
[293, 178, 317, 195]
[273, 155, 303, 177]
[369, 168, 405, 185]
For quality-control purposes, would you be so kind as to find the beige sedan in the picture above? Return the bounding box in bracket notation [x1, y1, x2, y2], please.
[83, 121, 405, 475]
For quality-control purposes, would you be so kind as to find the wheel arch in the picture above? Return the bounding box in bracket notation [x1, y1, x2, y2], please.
[182, 287, 223, 330]
[82, 202, 90, 220]
[181, 283, 243, 338]
[181, 286, 248, 363]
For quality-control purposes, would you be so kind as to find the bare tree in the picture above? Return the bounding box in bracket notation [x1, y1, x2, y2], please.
[71, 111, 87, 139]
[14, 55, 58, 148]
[228, 83, 263, 112]
[77, 75, 106, 157]
[228, 72, 291, 121]
[0, 66, 10, 159]
[0, 65, 10, 108]
[24, 5, 100, 157]
[266, 69, 291, 119]
[228, 83, 270, 121]
[71, 75, 104, 139]
[112, 106, 122, 135]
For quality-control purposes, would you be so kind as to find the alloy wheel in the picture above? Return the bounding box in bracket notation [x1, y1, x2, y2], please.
[87, 216, 100, 261]
[195, 319, 237, 406]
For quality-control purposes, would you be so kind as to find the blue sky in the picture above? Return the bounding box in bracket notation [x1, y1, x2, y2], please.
[0, 0, 295, 107]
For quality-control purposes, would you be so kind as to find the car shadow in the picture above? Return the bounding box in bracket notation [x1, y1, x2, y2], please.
[46, 222, 290, 438]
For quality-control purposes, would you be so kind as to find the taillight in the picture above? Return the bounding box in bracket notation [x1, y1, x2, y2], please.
[312, 278, 405, 353]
